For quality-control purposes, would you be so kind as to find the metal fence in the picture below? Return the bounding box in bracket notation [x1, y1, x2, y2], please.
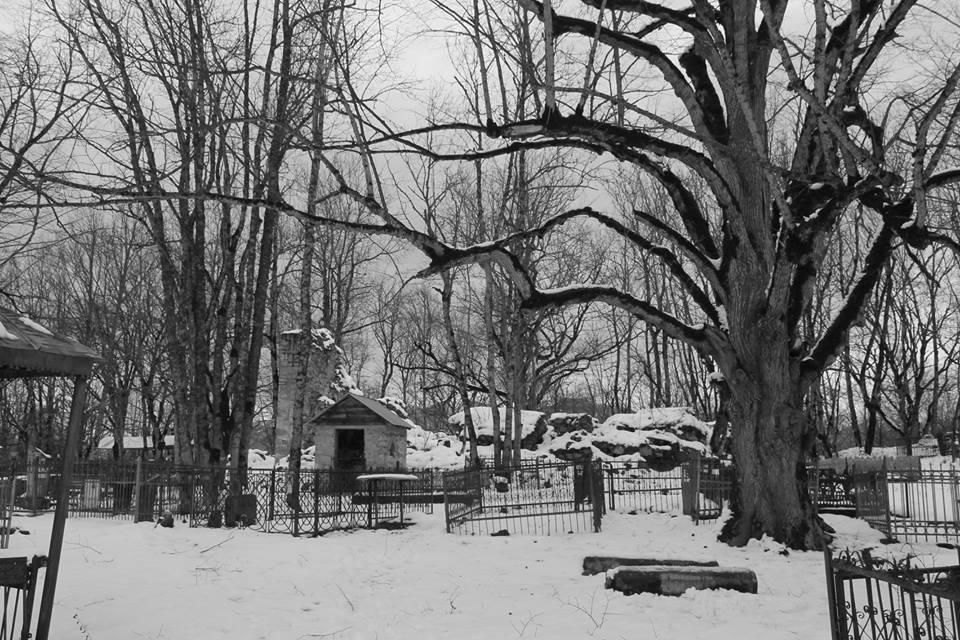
[243, 468, 437, 536]
[442, 460, 604, 535]
[0, 461, 438, 536]
[603, 457, 734, 522]
[0, 555, 45, 640]
[825, 547, 960, 640]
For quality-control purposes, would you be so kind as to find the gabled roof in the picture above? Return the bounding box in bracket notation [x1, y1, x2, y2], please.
[0, 307, 100, 378]
[309, 394, 413, 429]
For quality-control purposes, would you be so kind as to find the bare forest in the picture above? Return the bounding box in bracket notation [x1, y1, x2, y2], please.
[4, 0, 960, 549]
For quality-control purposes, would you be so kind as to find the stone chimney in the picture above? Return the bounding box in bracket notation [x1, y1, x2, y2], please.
[275, 329, 341, 455]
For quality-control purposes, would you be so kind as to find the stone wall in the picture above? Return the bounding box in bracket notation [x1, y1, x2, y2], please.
[313, 423, 407, 471]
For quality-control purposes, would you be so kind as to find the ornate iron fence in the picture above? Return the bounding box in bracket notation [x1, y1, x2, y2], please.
[243, 468, 437, 536]
[0, 555, 45, 640]
[825, 547, 960, 640]
[604, 460, 684, 513]
[442, 460, 604, 535]
[0, 462, 437, 535]
[809, 467, 858, 515]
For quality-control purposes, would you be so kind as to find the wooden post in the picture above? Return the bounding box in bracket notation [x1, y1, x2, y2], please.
[36, 375, 88, 640]
[132, 457, 143, 523]
[29, 457, 38, 516]
[2, 467, 16, 550]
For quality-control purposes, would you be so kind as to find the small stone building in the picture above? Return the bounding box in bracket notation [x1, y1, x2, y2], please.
[308, 395, 411, 471]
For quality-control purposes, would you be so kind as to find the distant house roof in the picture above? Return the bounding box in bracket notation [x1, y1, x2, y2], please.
[309, 394, 413, 429]
[97, 435, 176, 450]
[0, 306, 100, 378]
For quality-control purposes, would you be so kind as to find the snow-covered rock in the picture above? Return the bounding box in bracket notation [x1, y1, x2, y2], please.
[448, 407, 548, 450]
[547, 413, 597, 435]
[548, 408, 710, 469]
[248, 449, 277, 469]
[275, 445, 316, 470]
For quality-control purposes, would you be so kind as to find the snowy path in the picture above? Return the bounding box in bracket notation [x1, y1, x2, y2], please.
[7, 510, 896, 639]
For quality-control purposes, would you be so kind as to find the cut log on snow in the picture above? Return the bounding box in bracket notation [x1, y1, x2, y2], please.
[605, 566, 757, 596]
[582, 556, 719, 576]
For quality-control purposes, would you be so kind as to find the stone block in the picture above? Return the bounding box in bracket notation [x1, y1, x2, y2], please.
[605, 565, 757, 596]
[582, 556, 719, 576]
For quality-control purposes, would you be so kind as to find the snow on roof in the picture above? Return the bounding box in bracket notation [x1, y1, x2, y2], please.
[0, 320, 17, 341]
[97, 435, 176, 450]
[18, 316, 52, 335]
[602, 407, 710, 436]
[448, 406, 545, 439]
[0, 306, 100, 378]
[309, 394, 414, 429]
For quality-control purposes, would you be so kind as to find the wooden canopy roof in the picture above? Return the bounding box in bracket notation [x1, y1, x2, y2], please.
[0, 306, 100, 379]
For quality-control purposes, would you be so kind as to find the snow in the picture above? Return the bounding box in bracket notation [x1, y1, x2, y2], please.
[0, 320, 17, 341]
[355, 473, 419, 481]
[248, 449, 277, 469]
[97, 435, 175, 450]
[10, 509, 919, 640]
[449, 407, 545, 440]
[603, 408, 711, 438]
[18, 316, 52, 335]
[281, 327, 337, 350]
[406, 446, 464, 470]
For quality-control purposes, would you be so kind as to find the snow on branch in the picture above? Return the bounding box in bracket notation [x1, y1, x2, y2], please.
[518, 0, 724, 147]
[490, 113, 741, 221]
[525, 284, 717, 355]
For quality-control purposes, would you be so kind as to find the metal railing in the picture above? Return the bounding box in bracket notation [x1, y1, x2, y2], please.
[0, 555, 45, 640]
[825, 547, 960, 640]
[443, 460, 604, 535]
[0, 461, 438, 536]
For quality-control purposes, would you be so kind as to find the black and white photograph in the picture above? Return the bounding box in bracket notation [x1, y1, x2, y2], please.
[2, 0, 960, 637]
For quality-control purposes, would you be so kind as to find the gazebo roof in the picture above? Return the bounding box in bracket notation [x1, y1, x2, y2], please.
[0, 306, 100, 378]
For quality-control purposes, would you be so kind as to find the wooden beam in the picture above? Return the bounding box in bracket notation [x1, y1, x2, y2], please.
[35, 375, 87, 640]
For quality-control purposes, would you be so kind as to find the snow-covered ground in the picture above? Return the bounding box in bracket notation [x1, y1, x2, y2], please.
[4, 508, 929, 639]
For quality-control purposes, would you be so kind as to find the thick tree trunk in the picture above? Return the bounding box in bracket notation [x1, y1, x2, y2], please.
[720, 378, 825, 549]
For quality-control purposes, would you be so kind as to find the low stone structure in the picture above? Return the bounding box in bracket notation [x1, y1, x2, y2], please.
[605, 565, 758, 596]
[308, 395, 412, 471]
[582, 556, 719, 576]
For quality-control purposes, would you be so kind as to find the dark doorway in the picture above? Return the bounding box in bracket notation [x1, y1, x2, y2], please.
[335, 429, 365, 471]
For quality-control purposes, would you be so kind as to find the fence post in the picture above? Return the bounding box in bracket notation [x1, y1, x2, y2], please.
[2, 468, 16, 549]
[29, 458, 38, 516]
[292, 470, 300, 538]
[882, 458, 892, 538]
[589, 461, 602, 532]
[823, 548, 840, 640]
[189, 469, 197, 528]
[132, 457, 143, 523]
[607, 464, 615, 512]
[268, 467, 276, 527]
[952, 465, 960, 540]
[442, 472, 450, 534]
[313, 468, 320, 536]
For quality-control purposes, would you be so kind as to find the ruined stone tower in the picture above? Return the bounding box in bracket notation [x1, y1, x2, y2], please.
[275, 328, 345, 455]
